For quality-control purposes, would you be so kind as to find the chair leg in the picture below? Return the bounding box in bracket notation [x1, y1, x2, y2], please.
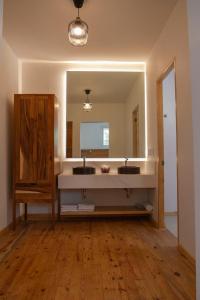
[52, 201, 55, 230]
[57, 189, 61, 221]
[13, 196, 16, 230]
[24, 203, 28, 223]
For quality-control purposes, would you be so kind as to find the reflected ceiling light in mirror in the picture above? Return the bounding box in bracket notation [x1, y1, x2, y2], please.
[83, 89, 92, 112]
[68, 0, 88, 46]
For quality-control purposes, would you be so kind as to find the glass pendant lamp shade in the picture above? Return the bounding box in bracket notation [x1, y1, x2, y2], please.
[68, 17, 88, 46]
[83, 102, 92, 112]
[83, 89, 92, 111]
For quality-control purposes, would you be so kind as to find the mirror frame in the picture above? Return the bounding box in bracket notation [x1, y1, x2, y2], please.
[62, 61, 147, 161]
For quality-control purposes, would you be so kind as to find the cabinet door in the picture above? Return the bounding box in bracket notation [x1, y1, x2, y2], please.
[36, 95, 54, 186]
[15, 95, 37, 184]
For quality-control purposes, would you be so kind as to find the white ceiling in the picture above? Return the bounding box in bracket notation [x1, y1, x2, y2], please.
[67, 71, 142, 103]
[3, 0, 177, 61]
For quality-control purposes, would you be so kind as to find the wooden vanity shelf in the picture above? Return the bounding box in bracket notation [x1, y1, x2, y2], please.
[60, 206, 152, 218]
[58, 173, 156, 219]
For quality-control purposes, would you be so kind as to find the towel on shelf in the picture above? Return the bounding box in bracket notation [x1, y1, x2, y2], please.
[144, 204, 153, 212]
[78, 204, 95, 211]
[61, 204, 78, 212]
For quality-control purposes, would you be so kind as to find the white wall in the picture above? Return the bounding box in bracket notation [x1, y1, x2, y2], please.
[163, 69, 177, 213]
[147, 0, 195, 257]
[21, 62, 67, 160]
[125, 73, 145, 157]
[68, 102, 125, 157]
[0, 0, 19, 230]
[186, 0, 200, 298]
[0, 0, 2, 33]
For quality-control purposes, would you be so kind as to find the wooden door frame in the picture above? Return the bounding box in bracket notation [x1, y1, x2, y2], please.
[156, 59, 179, 243]
[132, 105, 139, 157]
[66, 121, 73, 158]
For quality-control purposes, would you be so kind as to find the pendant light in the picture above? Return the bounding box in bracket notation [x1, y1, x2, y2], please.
[83, 89, 92, 112]
[68, 0, 88, 46]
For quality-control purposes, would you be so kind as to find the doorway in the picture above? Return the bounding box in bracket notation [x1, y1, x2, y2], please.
[157, 61, 178, 239]
[132, 106, 139, 157]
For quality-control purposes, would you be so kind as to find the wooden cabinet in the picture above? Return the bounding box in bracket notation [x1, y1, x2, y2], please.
[13, 94, 60, 228]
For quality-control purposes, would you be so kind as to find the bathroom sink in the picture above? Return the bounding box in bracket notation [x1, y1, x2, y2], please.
[118, 166, 140, 174]
[73, 166, 96, 175]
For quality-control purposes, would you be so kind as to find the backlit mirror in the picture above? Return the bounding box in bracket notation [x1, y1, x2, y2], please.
[66, 71, 145, 158]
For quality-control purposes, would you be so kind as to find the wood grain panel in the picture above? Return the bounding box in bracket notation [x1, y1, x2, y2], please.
[37, 95, 54, 186]
[13, 94, 59, 229]
[15, 95, 37, 184]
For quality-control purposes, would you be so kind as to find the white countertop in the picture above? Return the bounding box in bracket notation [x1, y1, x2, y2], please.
[58, 173, 156, 189]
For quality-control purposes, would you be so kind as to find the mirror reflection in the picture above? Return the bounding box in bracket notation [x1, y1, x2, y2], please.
[66, 71, 145, 158]
[80, 122, 110, 158]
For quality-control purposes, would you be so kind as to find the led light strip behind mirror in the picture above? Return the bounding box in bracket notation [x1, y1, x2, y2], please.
[62, 61, 148, 161]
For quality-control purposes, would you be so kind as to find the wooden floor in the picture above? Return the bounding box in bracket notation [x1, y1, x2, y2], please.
[0, 219, 196, 300]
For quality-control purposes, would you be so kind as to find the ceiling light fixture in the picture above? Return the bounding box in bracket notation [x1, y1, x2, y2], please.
[68, 0, 88, 46]
[83, 89, 92, 112]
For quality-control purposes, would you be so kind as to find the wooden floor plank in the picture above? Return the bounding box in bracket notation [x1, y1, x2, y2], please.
[0, 219, 195, 300]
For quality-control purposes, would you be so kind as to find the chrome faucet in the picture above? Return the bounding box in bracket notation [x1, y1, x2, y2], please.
[125, 157, 128, 167]
[83, 156, 86, 168]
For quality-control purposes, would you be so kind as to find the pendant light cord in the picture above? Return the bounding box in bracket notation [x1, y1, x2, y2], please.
[78, 8, 80, 17]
